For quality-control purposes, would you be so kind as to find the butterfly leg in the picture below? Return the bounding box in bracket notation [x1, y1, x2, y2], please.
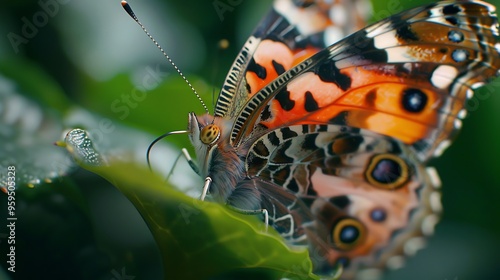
[165, 148, 199, 180]
[200, 177, 211, 201]
[181, 148, 199, 174]
[165, 149, 184, 180]
[199, 177, 270, 231]
[227, 205, 269, 232]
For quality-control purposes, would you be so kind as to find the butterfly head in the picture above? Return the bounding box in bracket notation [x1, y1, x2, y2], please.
[188, 112, 233, 175]
[188, 112, 245, 202]
[188, 113, 223, 147]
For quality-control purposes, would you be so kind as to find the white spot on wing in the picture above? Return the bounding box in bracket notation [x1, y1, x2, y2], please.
[430, 191, 443, 213]
[452, 49, 468, 62]
[426, 167, 442, 189]
[404, 237, 426, 256]
[403, 62, 412, 72]
[433, 139, 451, 157]
[431, 65, 458, 89]
[472, 82, 485, 89]
[366, 21, 392, 37]
[386, 255, 405, 270]
[426, 17, 448, 24]
[422, 213, 439, 236]
[466, 89, 475, 99]
[386, 47, 411, 63]
[458, 109, 467, 119]
[372, 30, 399, 49]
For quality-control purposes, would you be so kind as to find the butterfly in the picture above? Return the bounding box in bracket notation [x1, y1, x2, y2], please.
[176, 0, 500, 278]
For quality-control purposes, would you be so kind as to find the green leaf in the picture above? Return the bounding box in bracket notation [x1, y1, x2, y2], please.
[81, 161, 319, 280]
[0, 71, 74, 189]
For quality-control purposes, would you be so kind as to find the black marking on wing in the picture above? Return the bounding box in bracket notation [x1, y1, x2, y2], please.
[366, 89, 377, 107]
[268, 131, 280, 146]
[315, 60, 352, 91]
[329, 111, 350, 125]
[330, 196, 351, 209]
[446, 16, 459, 25]
[304, 91, 320, 112]
[402, 88, 428, 113]
[443, 4, 461, 15]
[302, 134, 318, 151]
[261, 104, 272, 121]
[272, 60, 286, 75]
[347, 31, 389, 63]
[245, 82, 252, 94]
[253, 140, 270, 157]
[396, 23, 419, 41]
[248, 57, 267, 80]
[281, 127, 299, 140]
[275, 88, 296, 111]
[287, 178, 299, 192]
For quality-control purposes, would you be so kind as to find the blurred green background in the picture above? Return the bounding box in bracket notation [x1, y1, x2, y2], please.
[0, 0, 500, 279]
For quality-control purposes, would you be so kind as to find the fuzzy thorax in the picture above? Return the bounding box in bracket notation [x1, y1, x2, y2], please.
[188, 113, 247, 204]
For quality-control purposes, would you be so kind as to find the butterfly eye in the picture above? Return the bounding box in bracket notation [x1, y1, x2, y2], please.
[365, 154, 409, 190]
[200, 124, 221, 145]
[331, 218, 366, 251]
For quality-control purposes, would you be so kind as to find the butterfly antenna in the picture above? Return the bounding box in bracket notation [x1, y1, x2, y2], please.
[121, 1, 209, 114]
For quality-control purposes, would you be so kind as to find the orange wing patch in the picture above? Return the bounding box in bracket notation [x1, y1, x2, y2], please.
[246, 40, 294, 96]
[246, 39, 323, 96]
[261, 66, 450, 144]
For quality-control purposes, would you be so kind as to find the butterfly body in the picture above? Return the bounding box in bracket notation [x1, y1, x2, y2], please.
[189, 113, 252, 206]
[186, 0, 500, 278]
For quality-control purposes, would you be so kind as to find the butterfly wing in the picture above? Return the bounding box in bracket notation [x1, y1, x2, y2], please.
[214, 0, 371, 118]
[231, 1, 500, 161]
[241, 124, 441, 277]
[224, 0, 499, 277]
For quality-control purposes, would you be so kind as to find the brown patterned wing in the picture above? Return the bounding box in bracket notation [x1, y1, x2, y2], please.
[243, 124, 441, 277]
